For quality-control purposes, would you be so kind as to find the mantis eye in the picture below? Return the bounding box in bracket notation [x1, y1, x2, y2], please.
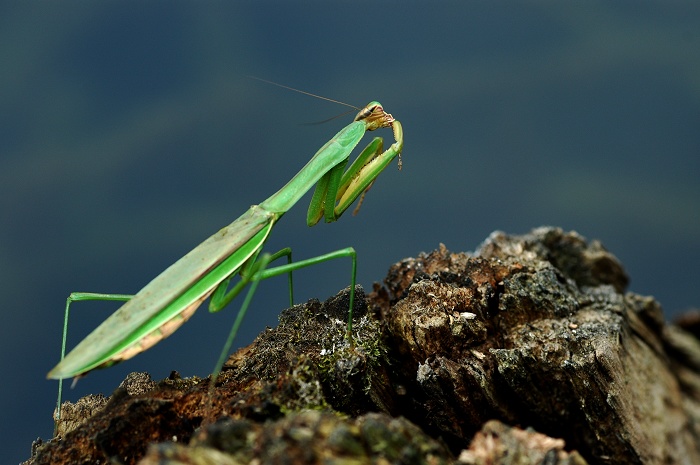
[354, 105, 376, 121]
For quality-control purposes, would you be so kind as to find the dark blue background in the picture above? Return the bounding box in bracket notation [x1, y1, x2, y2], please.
[3, 3, 699, 462]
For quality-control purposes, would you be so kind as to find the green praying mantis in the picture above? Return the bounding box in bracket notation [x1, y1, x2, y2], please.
[46, 83, 404, 431]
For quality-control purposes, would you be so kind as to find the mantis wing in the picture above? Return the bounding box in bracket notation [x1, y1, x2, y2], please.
[47, 205, 276, 379]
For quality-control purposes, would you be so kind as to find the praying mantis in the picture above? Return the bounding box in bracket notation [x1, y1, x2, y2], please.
[46, 83, 404, 431]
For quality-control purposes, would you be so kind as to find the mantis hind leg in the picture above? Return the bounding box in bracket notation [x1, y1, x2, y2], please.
[54, 292, 133, 434]
[205, 253, 275, 419]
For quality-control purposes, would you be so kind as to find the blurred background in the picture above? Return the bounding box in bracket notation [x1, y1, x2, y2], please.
[3, 2, 699, 462]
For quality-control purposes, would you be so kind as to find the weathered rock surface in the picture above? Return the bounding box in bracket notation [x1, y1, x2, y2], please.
[26, 228, 700, 465]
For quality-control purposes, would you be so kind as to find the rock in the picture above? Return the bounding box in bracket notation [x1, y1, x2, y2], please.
[26, 228, 700, 465]
[457, 420, 588, 465]
[140, 410, 450, 465]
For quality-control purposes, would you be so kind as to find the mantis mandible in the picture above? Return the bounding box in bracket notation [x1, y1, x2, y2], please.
[47, 84, 403, 431]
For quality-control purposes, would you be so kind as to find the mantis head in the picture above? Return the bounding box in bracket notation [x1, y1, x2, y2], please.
[355, 101, 395, 131]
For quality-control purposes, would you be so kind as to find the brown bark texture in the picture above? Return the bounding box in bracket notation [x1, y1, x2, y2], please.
[25, 227, 700, 465]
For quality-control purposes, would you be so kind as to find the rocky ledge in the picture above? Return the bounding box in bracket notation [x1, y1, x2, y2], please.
[26, 227, 700, 465]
